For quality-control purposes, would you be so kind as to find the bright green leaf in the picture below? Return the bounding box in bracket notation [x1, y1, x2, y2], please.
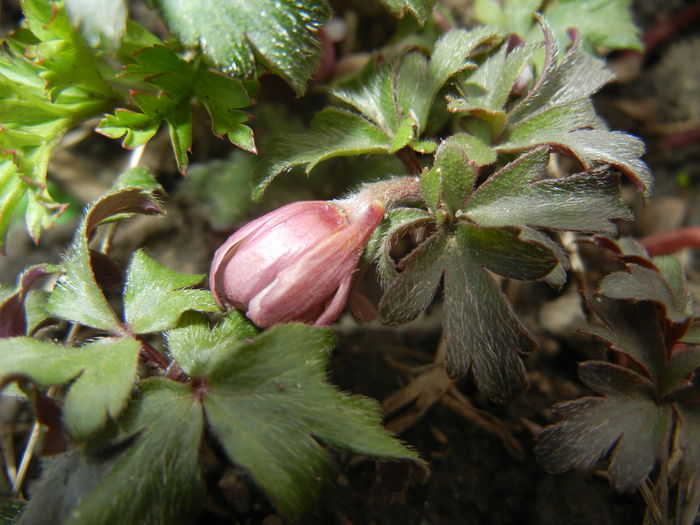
[153, 0, 331, 95]
[544, 0, 642, 52]
[48, 180, 165, 333]
[202, 323, 422, 518]
[0, 336, 140, 439]
[124, 250, 218, 334]
[166, 311, 257, 377]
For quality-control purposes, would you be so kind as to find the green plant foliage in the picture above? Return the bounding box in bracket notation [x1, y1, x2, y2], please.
[47, 170, 166, 333]
[152, 0, 331, 96]
[252, 26, 500, 198]
[0, 336, 141, 439]
[124, 250, 217, 334]
[536, 253, 700, 491]
[473, 0, 642, 53]
[19, 318, 422, 523]
[18, 379, 204, 525]
[377, 137, 630, 400]
[449, 18, 652, 199]
[181, 319, 423, 518]
[0, 0, 116, 251]
[97, 44, 254, 173]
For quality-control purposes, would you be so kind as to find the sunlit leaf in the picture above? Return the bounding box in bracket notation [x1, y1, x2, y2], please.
[124, 250, 218, 334]
[153, 0, 331, 95]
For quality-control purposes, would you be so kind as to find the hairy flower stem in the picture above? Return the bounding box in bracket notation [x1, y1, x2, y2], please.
[353, 176, 423, 209]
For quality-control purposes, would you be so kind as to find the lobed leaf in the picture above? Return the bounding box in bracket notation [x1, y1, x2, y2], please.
[598, 262, 692, 324]
[584, 296, 666, 383]
[201, 323, 422, 518]
[253, 27, 499, 196]
[252, 107, 392, 199]
[166, 310, 257, 378]
[464, 148, 632, 234]
[47, 179, 164, 333]
[153, 0, 331, 96]
[98, 45, 253, 173]
[535, 391, 672, 492]
[0, 18, 112, 249]
[39, 379, 205, 525]
[123, 250, 218, 334]
[0, 336, 140, 440]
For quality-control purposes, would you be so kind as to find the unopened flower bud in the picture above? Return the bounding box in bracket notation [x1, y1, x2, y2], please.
[209, 198, 384, 327]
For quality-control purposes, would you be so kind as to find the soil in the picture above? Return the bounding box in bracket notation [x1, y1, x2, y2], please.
[1, 1, 700, 524]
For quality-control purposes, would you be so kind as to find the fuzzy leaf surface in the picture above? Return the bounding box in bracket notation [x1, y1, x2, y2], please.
[153, 0, 331, 95]
[463, 148, 631, 234]
[253, 27, 498, 196]
[124, 250, 218, 334]
[535, 361, 672, 492]
[584, 296, 666, 382]
[199, 323, 421, 518]
[380, 229, 555, 401]
[599, 259, 692, 324]
[47, 178, 164, 333]
[36, 379, 205, 525]
[0, 337, 140, 439]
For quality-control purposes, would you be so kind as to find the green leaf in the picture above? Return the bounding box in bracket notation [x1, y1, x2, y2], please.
[47, 182, 164, 333]
[252, 107, 392, 199]
[584, 296, 667, 383]
[0, 2, 114, 249]
[598, 263, 692, 324]
[166, 311, 257, 377]
[536, 362, 672, 492]
[124, 250, 218, 334]
[463, 148, 632, 234]
[677, 402, 700, 476]
[451, 42, 539, 134]
[97, 45, 253, 173]
[364, 207, 433, 288]
[20, 0, 113, 97]
[662, 349, 700, 397]
[153, 0, 331, 95]
[432, 138, 476, 214]
[61, 379, 203, 525]
[474, 0, 543, 37]
[64, 0, 128, 48]
[253, 27, 499, 196]
[379, 231, 448, 326]
[379, 229, 555, 401]
[544, 0, 642, 52]
[490, 36, 652, 198]
[442, 236, 539, 401]
[201, 323, 421, 518]
[0, 337, 140, 439]
[380, 0, 436, 23]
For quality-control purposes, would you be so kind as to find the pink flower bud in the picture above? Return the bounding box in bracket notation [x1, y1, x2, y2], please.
[209, 199, 384, 327]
